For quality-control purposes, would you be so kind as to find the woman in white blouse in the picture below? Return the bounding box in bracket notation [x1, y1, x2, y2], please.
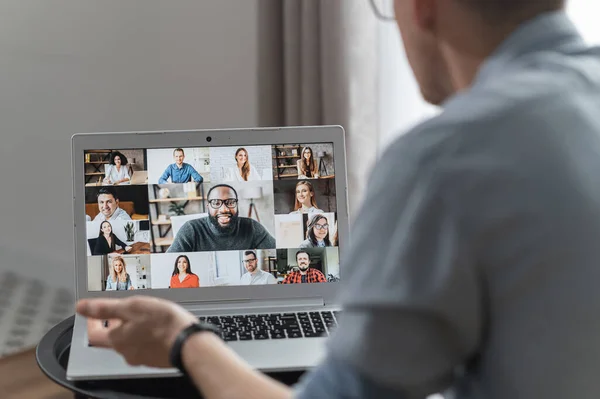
[103, 152, 130, 185]
[226, 148, 262, 181]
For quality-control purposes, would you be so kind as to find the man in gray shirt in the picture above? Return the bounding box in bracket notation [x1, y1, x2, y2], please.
[77, 0, 600, 398]
[167, 184, 275, 252]
[239, 250, 277, 285]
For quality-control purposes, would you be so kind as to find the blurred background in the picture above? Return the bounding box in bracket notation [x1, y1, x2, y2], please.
[0, 0, 598, 355]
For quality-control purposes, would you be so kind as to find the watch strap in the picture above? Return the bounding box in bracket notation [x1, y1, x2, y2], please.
[169, 322, 220, 373]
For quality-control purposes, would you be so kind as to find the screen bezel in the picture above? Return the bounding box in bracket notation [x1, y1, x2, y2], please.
[72, 126, 348, 305]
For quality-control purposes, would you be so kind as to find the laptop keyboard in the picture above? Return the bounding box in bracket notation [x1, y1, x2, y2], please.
[199, 311, 340, 342]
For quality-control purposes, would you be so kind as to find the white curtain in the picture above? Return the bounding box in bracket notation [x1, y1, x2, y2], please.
[260, 0, 380, 215]
[376, 12, 439, 153]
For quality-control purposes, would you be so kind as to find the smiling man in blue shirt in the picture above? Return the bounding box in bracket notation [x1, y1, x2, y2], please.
[77, 0, 600, 398]
[158, 147, 203, 184]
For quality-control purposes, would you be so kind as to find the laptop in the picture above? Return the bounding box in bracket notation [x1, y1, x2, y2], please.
[129, 170, 148, 185]
[67, 126, 348, 380]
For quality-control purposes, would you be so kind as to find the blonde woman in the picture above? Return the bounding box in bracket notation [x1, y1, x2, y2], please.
[290, 181, 324, 214]
[297, 146, 319, 179]
[106, 256, 135, 291]
[227, 148, 261, 181]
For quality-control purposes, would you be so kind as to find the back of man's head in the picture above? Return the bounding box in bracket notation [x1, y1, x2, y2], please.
[457, 0, 566, 23]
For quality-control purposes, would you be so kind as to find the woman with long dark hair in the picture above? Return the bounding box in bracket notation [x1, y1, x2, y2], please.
[170, 254, 200, 288]
[93, 221, 131, 255]
[227, 148, 261, 181]
[299, 214, 331, 248]
[297, 146, 319, 179]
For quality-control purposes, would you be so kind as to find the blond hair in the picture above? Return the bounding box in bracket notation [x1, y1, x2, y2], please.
[109, 256, 128, 283]
[235, 148, 250, 181]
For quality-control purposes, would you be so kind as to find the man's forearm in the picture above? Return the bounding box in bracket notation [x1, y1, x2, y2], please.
[181, 332, 292, 399]
[159, 170, 170, 184]
[192, 171, 203, 183]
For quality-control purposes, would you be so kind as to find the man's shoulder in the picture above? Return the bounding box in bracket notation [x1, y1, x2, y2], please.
[115, 208, 131, 219]
[310, 268, 325, 276]
[188, 217, 207, 226]
[240, 217, 267, 231]
[180, 217, 207, 232]
[258, 269, 271, 277]
[381, 74, 589, 182]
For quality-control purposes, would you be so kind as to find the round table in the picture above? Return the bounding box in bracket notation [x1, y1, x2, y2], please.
[36, 316, 305, 399]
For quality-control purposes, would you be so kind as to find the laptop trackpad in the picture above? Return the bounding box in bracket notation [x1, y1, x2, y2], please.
[229, 338, 328, 372]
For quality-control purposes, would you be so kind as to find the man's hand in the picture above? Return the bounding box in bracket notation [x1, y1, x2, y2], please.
[77, 296, 198, 368]
[78, 296, 293, 399]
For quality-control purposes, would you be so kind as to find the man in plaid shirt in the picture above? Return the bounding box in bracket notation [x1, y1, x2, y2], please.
[281, 250, 326, 284]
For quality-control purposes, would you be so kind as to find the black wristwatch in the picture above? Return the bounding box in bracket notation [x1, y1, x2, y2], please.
[169, 322, 221, 374]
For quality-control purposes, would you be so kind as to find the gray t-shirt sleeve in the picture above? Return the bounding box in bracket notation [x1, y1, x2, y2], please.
[167, 221, 196, 253]
[293, 355, 407, 399]
[328, 132, 483, 396]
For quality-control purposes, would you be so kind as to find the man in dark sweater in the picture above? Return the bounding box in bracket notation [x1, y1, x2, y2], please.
[167, 184, 275, 252]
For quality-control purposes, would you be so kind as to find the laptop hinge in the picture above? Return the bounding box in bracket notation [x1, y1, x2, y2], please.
[180, 297, 325, 314]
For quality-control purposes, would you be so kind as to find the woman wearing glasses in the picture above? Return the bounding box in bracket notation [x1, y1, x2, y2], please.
[170, 254, 200, 289]
[297, 146, 319, 179]
[299, 214, 332, 248]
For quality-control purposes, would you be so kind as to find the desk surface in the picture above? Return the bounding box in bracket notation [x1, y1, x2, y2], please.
[0, 349, 71, 399]
[116, 241, 150, 255]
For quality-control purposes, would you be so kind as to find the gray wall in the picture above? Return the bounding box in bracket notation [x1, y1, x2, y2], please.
[118, 150, 146, 173]
[0, 0, 262, 287]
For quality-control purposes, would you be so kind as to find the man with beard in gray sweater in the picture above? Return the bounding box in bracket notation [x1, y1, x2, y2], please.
[167, 184, 275, 252]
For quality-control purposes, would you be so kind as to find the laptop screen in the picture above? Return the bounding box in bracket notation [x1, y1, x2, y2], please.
[83, 144, 340, 292]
